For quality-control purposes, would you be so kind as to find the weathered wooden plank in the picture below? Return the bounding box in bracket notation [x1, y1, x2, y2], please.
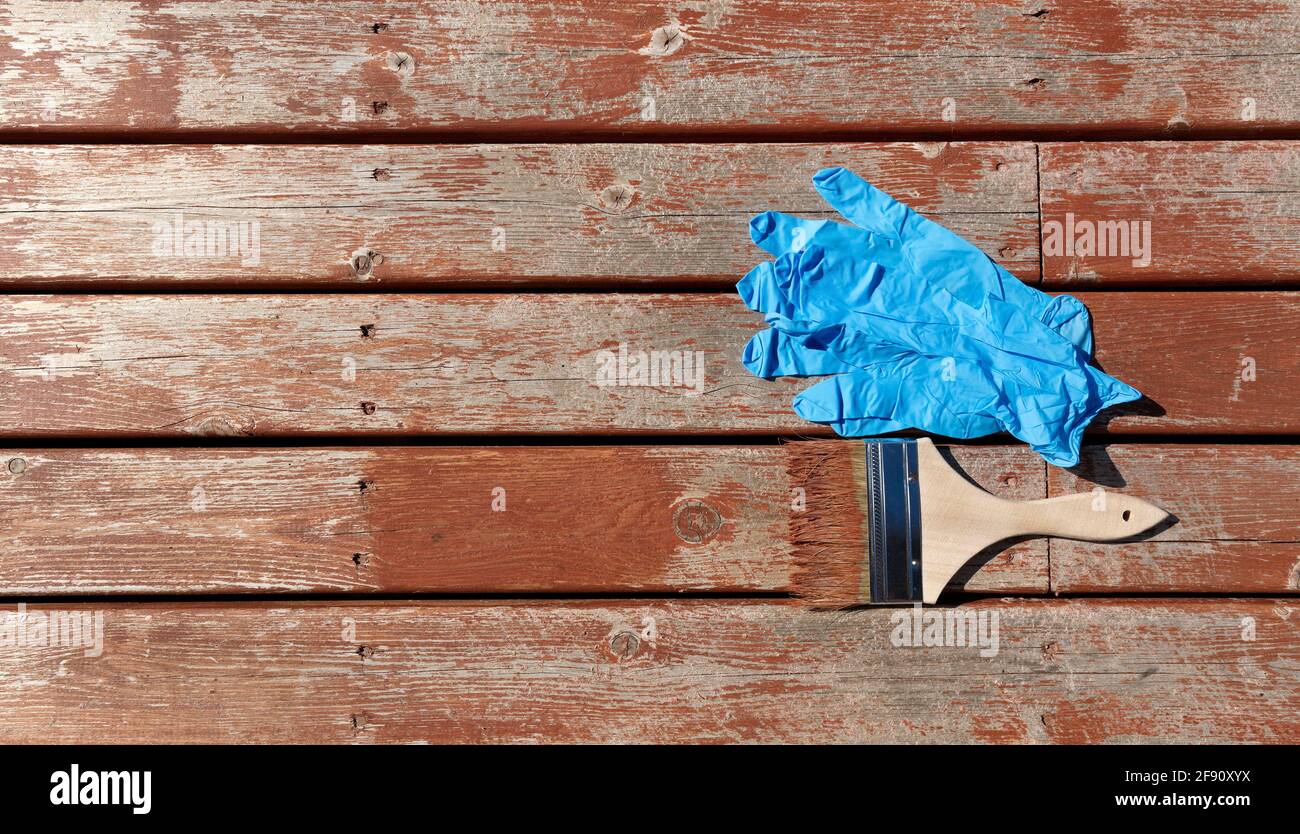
[0, 294, 778, 436]
[0, 1, 1295, 139]
[0, 142, 1039, 287]
[1080, 291, 1300, 434]
[1041, 142, 1300, 285]
[0, 598, 1293, 743]
[1050, 446, 1300, 593]
[2, 293, 1294, 437]
[0, 445, 1046, 595]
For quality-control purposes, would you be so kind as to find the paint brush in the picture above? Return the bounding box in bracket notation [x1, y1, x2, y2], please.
[789, 438, 1169, 607]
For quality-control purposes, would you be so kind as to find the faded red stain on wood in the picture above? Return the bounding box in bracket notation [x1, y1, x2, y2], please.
[1, 0, 1297, 748]
[1, 292, 1293, 436]
[0, 1, 1295, 138]
[1041, 142, 1300, 285]
[1079, 291, 1300, 434]
[0, 598, 1292, 743]
[0, 444, 1046, 595]
[1050, 445, 1300, 593]
[0, 143, 1038, 287]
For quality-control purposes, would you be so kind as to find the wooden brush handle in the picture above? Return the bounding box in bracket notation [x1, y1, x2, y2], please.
[1003, 491, 1168, 541]
[914, 439, 1171, 604]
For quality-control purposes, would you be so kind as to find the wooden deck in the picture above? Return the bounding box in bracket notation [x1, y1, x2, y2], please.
[0, 0, 1297, 743]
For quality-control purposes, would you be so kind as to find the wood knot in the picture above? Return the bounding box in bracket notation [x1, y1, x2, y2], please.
[1022, 77, 1046, 90]
[639, 24, 690, 56]
[7, 458, 25, 475]
[186, 412, 255, 437]
[607, 630, 641, 661]
[385, 51, 415, 77]
[360, 401, 377, 415]
[673, 499, 721, 544]
[598, 183, 637, 213]
[372, 168, 393, 181]
[372, 100, 390, 115]
[915, 142, 946, 159]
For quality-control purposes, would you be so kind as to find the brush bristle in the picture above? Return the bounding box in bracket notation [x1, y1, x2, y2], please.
[787, 440, 871, 609]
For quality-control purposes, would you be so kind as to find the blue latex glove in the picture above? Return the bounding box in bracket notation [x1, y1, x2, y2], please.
[738, 244, 1118, 398]
[738, 244, 1141, 467]
[749, 166, 1094, 353]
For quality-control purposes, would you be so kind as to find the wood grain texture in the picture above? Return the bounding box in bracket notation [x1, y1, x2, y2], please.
[0, 142, 1038, 287]
[1, 1, 1296, 138]
[1080, 291, 1300, 434]
[0, 444, 1046, 595]
[2, 292, 1295, 437]
[1050, 445, 1300, 593]
[0, 598, 1294, 743]
[0, 293, 784, 436]
[1041, 142, 1300, 285]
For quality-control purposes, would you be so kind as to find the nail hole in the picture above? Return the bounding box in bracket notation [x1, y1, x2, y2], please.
[359, 324, 376, 338]
[372, 101, 389, 115]
[371, 23, 389, 33]
[1122, 510, 1131, 522]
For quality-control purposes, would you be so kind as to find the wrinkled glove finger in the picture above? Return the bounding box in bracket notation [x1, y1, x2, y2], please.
[776, 243, 899, 321]
[749, 210, 882, 258]
[811, 167, 913, 238]
[736, 259, 797, 316]
[740, 327, 860, 379]
[739, 248, 842, 319]
[1041, 295, 1094, 353]
[768, 316, 913, 367]
[792, 362, 1005, 439]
